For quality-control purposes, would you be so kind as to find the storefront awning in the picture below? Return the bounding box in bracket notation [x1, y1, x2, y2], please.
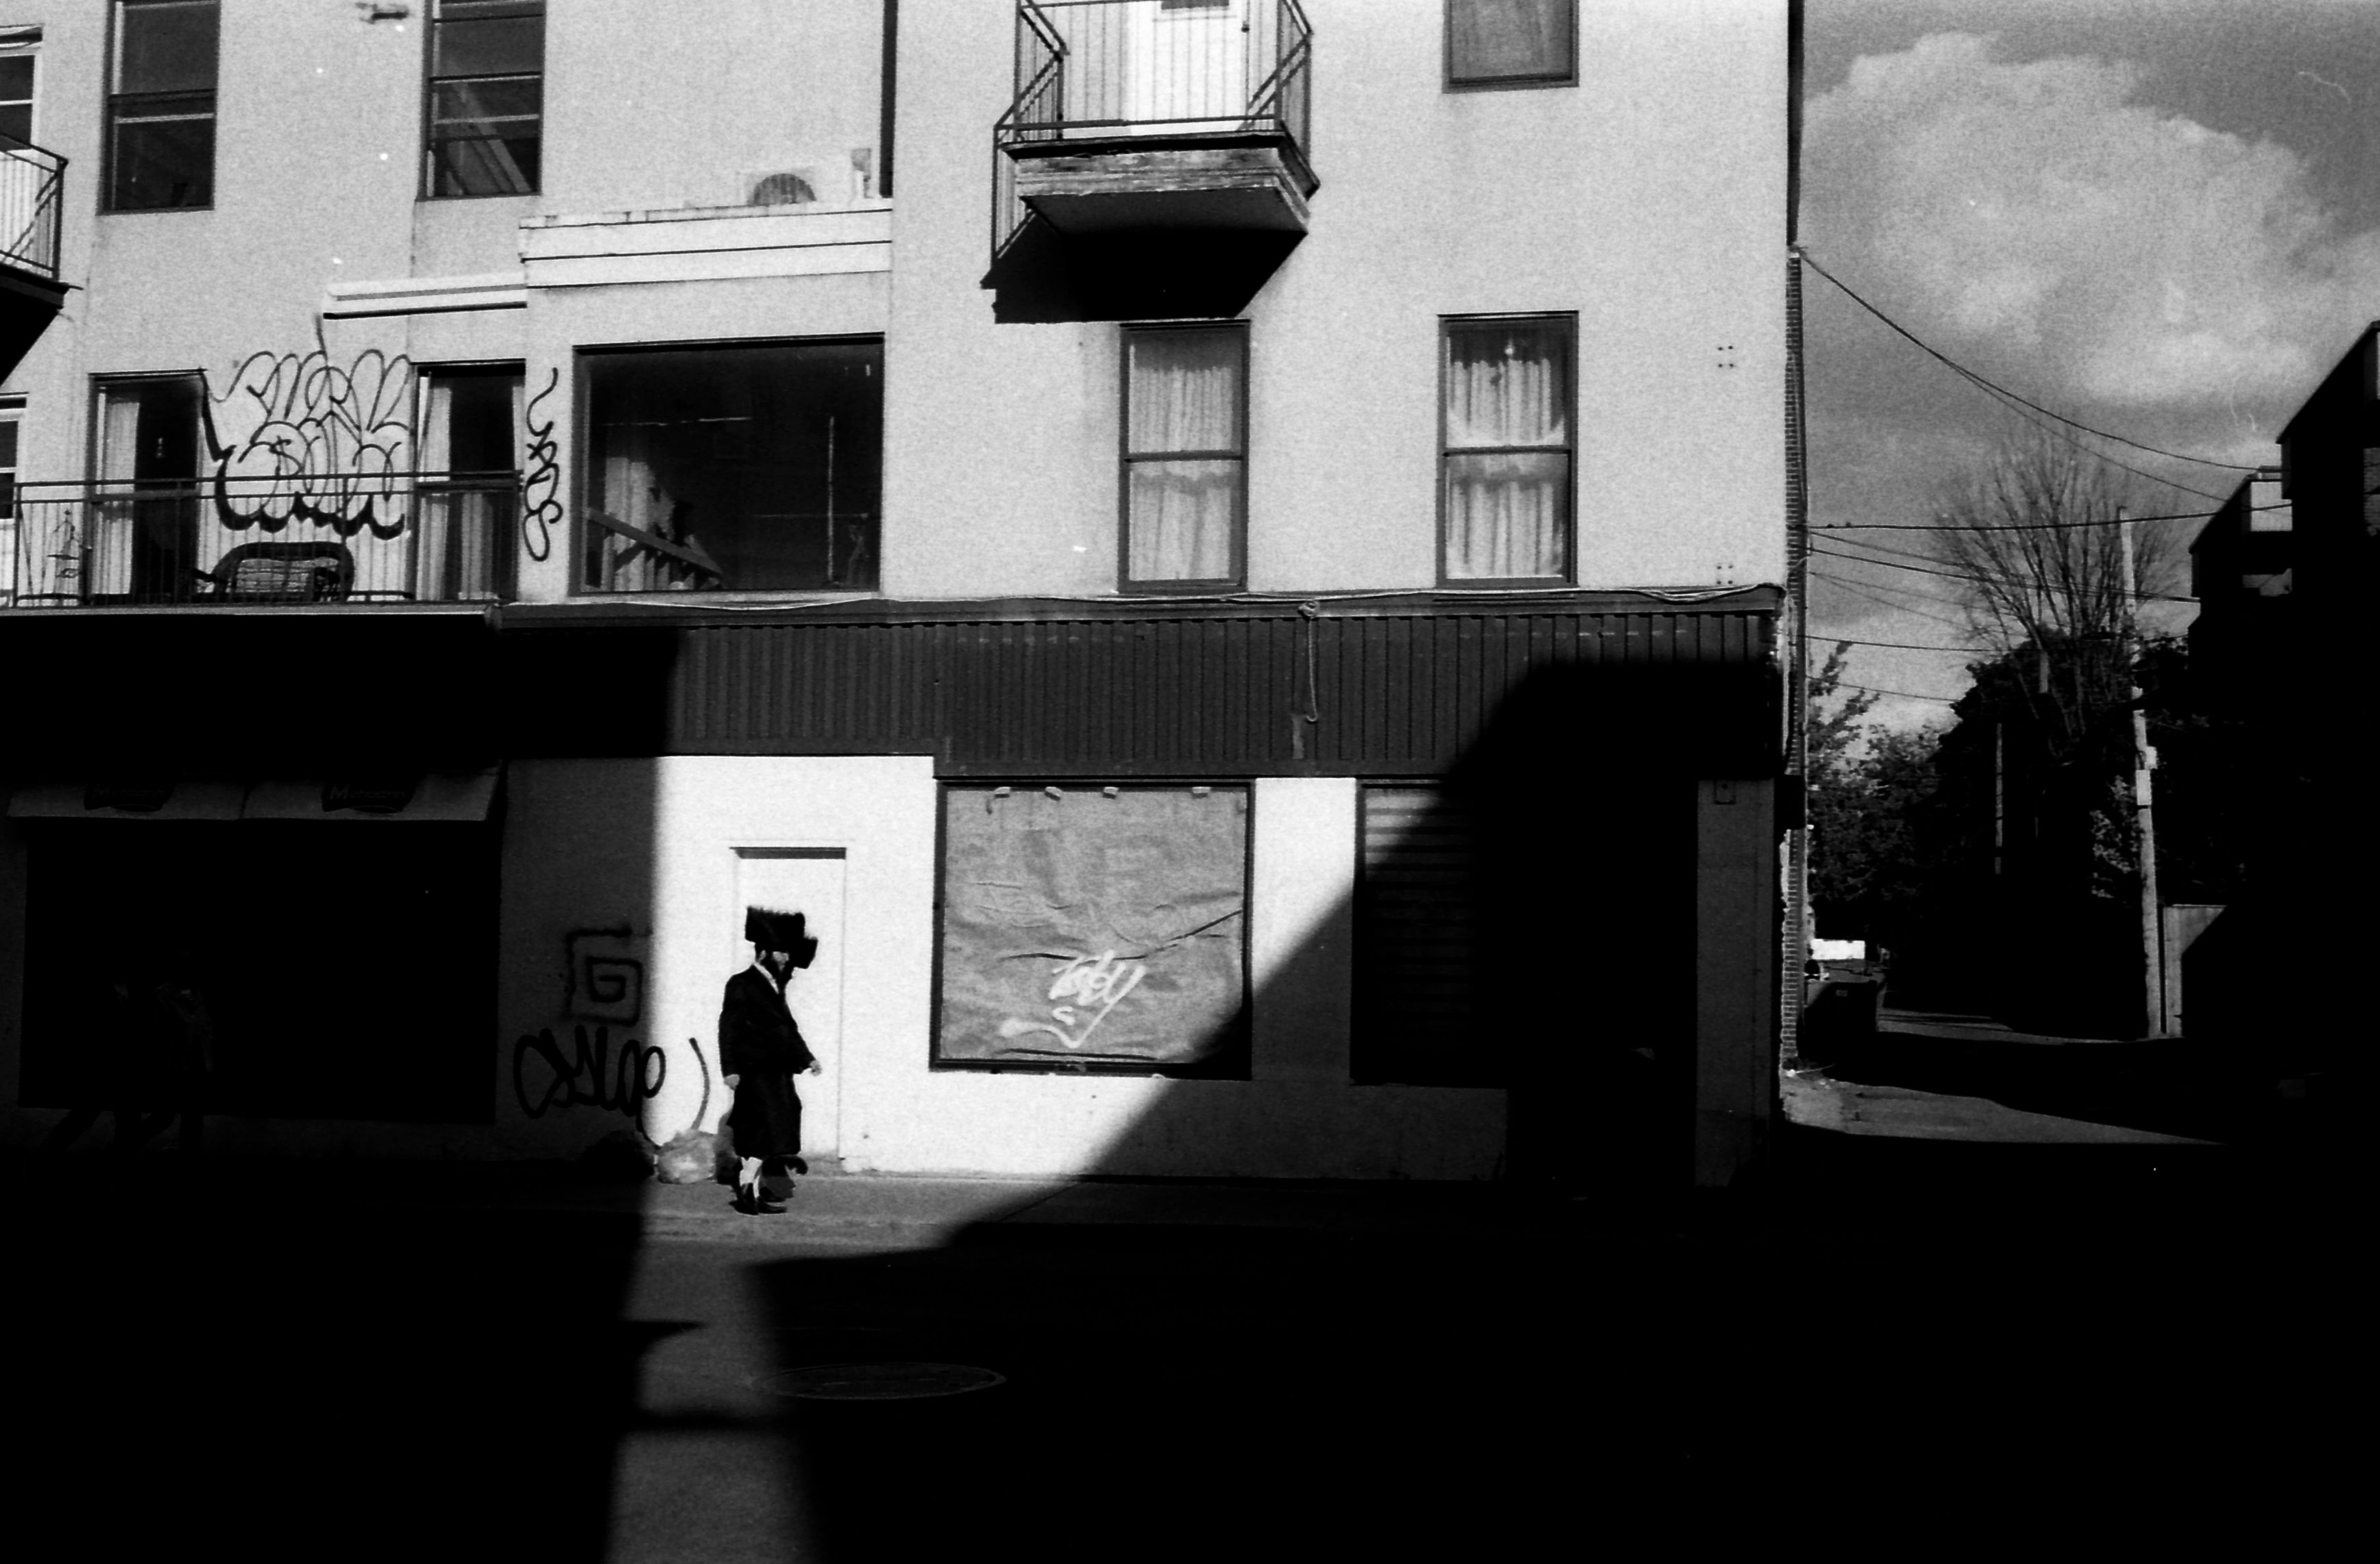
[6, 770, 502, 822]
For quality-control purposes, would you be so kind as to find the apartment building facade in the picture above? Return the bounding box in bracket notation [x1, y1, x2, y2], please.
[1, 1, 1792, 1187]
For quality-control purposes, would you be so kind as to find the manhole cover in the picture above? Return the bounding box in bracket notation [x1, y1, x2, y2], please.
[761, 1361, 1007, 1400]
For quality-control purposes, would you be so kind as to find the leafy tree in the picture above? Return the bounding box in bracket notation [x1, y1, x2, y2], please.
[1807, 642, 1945, 945]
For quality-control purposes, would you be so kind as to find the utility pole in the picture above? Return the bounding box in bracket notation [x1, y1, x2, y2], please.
[2116, 507, 2164, 1037]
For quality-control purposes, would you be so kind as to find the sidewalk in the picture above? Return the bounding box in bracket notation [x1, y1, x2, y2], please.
[1, 1149, 1525, 1250]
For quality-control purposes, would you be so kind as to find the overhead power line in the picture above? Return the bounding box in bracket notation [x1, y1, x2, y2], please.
[1818, 499, 2285, 533]
[1812, 569, 1977, 630]
[1812, 539, 2200, 604]
[1814, 631, 1981, 654]
[1799, 251, 2263, 476]
[1831, 679, 1962, 706]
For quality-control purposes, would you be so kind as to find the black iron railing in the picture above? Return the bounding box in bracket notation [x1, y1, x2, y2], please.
[994, 0, 1314, 255]
[5, 473, 520, 608]
[0, 130, 65, 281]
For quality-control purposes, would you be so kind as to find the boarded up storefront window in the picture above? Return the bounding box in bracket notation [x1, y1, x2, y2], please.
[935, 785, 1249, 1075]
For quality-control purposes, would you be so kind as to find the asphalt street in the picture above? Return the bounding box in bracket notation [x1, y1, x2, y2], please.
[1, 1148, 2350, 1559]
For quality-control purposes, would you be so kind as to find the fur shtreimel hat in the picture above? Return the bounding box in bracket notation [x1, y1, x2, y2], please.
[745, 907, 818, 967]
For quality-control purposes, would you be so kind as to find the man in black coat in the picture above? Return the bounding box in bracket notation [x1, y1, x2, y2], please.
[720, 907, 821, 1214]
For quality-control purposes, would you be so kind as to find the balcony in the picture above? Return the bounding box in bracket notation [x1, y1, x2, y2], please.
[5, 474, 519, 609]
[994, 0, 1317, 258]
[0, 129, 67, 381]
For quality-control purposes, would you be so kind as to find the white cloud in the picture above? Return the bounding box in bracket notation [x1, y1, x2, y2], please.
[1805, 32, 2380, 419]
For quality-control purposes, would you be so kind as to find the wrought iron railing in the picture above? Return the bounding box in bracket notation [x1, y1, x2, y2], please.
[994, 0, 1315, 255]
[0, 130, 65, 281]
[5, 473, 520, 608]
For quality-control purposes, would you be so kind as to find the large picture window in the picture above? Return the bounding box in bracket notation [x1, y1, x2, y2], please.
[425, 0, 544, 197]
[1440, 314, 1574, 583]
[105, 0, 218, 211]
[1446, 0, 1577, 89]
[581, 339, 882, 594]
[1123, 324, 1247, 590]
[934, 784, 1251, 1077]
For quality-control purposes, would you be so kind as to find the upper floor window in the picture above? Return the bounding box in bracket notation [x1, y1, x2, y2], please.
[425, 0, 544, 197]
[1122, 323, 1247, 591]
[0, 28, 38, 145]
[1446, 0, 1577, 90]
[580, 339, 882, 594]
[106, 1, 218, 210]
[1441, 315, 1573, 584]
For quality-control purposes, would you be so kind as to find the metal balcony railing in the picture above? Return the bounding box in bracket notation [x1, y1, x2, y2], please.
[0, 130, 65, 281]
[5, 473, 521, 608]
[994, 0, 1314, 255]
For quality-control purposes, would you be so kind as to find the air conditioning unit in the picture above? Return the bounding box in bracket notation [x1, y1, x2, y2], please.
[747, 170, 819, 207]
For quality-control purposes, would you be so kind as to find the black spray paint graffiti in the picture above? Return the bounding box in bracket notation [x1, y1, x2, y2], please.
[204, 348, 416, 538]
[513, 1025, 667, 1122]
[521, 366, 562, 561]
[564, 924, 645, 1026]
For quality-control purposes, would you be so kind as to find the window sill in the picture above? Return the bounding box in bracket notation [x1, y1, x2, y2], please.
[98, 204, 215, 216]
[1442, 76, 1579, 93]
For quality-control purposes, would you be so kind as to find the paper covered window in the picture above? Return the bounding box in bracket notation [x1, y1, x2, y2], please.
[934, 785, 1250, 1075]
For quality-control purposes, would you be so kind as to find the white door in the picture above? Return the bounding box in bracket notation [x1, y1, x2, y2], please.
[1123, 0, 1249, 135]
[731, 848, 849, 1161]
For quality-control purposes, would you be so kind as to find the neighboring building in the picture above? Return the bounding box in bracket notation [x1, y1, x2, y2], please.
[2181, 323, 2375, 1075]
[1, 1, 1792, 1187]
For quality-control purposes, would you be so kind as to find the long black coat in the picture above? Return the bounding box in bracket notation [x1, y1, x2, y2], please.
[718, 966, 814, 1160]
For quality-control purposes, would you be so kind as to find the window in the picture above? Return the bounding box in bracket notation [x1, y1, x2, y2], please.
[0, 27, 37, 145]
[934, 784, 1251, 1077]
[1440, 314, 1573, 583]
[579, 339, 881, 594]
[425, 0, 544, 197]
[1446, 0, 1577, 89]
[416, 366, 523, 601]
[1354, 785, 1493, 1085]
[105, 1, 218, 210]
[1122, 323, 1246, 590]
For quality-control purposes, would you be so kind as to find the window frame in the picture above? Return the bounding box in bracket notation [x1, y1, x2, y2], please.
[0, 29, 38, 147]
[571, 333, 886, 597]
[1118, 320, 1250, 595]
[929, 778, 1255, 1080]
[1443, 0, 1579, 93]
[420, 0, 547, 201]
[1436, 312, 1577, 588]
[101, 0, 219, 214]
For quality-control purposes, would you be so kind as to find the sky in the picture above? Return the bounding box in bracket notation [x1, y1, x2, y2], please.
[1799, 0, 2380, 731]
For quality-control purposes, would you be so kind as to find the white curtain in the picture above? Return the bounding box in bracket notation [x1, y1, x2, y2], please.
[414, 377, 454, 601]
[89, 392, 145, 596]
[1127, 331, 1240, 583]
[1444, 325, 1569, 580]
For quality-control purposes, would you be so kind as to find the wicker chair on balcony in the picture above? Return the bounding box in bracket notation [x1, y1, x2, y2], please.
[199, 540, 356, 603]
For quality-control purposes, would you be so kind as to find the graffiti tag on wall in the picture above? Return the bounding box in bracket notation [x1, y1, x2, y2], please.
[521, 367, 562, 562]
[513, 1024, 666, 1122]
[564, 924, 645, 1026]
[204, 349, 416, 538]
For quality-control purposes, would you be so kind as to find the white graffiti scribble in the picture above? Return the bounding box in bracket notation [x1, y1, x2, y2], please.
[997, 950, 1148, 1050]
[205, 348, 415, 538]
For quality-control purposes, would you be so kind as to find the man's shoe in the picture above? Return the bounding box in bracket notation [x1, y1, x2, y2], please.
[733, 1183, 784, 1215]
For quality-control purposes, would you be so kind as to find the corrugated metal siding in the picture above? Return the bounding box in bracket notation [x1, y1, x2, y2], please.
[660, 603, 1778, 777]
